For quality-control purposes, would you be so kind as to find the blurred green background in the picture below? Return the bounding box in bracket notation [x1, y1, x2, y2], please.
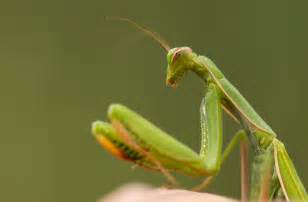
[1, 0, 308, 201]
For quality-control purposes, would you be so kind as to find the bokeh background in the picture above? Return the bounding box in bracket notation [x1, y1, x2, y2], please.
[1, 0, 308, 201]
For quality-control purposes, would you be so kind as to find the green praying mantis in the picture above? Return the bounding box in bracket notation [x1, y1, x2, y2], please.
[92, 18, 307, 201]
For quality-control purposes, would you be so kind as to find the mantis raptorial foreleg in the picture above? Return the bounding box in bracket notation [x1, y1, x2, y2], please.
[93, 83, 250, 199]
[195, 83, 249, 195]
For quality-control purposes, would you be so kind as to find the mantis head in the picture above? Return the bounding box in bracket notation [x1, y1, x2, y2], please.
[166, 47, 194, 87]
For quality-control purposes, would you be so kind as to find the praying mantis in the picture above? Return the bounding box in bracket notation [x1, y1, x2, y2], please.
[92, 18, 307, 201]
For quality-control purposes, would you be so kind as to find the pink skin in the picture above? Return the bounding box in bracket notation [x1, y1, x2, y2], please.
[99, 183, 237, 202]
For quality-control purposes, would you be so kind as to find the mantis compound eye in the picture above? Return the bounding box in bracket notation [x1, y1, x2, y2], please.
[167, 47, 178, 65]
[171, 47, 193, 64]
[171, 51, 181, 64]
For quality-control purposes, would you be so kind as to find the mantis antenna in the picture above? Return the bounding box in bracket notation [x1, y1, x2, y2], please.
[106, 16, 171, 52]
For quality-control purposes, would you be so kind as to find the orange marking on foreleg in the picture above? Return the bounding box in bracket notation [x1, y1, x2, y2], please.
[111, 120, 179, 186]
[95, 134, 126, 160]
